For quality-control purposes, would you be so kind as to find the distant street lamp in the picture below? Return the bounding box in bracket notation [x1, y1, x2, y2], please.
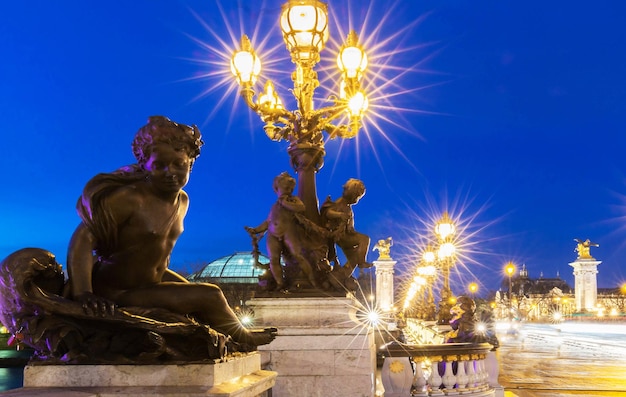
[435, 212, 456, 300]
[417, 248, 437, 320]
[468, 282, 478, 296]
[505, 262, 516, 320]
[434, 212, 456, 324]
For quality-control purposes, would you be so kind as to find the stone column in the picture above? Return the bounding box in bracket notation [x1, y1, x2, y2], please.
[569, 259, 601, 312]
[374, 258, 396, 313]
[373, 237, 395, 313]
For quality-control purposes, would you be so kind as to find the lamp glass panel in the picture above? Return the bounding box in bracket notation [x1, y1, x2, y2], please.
[339, 47, 364, 77]
[231, 51, 255, 83]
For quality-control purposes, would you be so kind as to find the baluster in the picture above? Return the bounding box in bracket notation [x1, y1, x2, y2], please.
[381, 357, 414, 397]
[428, 356, 443, 395]
[485, 350, 500, 388]
[411, 357, 428, 396]
[485, 350, 504, 396]
[441, 355, 457, 391]
[476, 355, 488, 389]
[456, 355, 469, 390]
[466, 354, 477, 389]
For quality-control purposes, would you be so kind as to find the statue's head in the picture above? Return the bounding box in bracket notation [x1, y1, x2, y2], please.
[132, 116, 204, 169]
[457, 296, 476, 314]
[273, 172, 296, 195]
[342, 178, 365, 204]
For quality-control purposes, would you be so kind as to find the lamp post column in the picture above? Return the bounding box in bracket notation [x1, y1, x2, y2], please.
[505, 262, 515, 321]
[288, 144, 325, 223]
[442, 260, 451, 301]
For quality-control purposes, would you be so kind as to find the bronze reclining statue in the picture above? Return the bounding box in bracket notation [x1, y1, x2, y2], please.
[0, 116, 275, 364]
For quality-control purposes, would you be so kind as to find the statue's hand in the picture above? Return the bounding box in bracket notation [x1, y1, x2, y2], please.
[75, 292, 116, 317]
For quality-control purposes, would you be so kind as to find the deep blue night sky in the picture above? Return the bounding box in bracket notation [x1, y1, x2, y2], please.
[2, 1, 626, 295]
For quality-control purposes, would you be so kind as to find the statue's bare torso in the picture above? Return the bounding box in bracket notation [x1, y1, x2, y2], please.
[92, 184, 189, 296]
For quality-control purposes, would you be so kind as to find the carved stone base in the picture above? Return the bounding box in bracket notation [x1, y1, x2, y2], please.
[3, 353, 276, 396]
[248, 296, 376, 397]
[381, 357, 413, 397]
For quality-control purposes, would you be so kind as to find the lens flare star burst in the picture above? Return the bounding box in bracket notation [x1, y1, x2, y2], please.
[177, 0, 447, 176]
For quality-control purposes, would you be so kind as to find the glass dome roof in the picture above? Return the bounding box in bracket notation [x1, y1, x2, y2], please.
[187, 252, 268, 284]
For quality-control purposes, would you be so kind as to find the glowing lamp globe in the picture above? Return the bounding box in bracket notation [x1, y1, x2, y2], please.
[435, 212, 455, 240]
[417, 265, 436, 277]
[257, 81, 284, 111]
[505, 262, 515, 276]
[337, 31, 367, 79]
[231, 35, 261, 85]
[438, 242, 456, 259]
[347, 91, 368, 118]
[280, 0, 329, 63]
[422, 247, 436, 264]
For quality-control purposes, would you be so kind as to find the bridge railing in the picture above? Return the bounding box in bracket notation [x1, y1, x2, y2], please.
[379, 319, 503, 397]
[402, 318, 444, 344]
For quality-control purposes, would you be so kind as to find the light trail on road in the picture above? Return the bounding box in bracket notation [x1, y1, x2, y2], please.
[498, 322, 626, 396]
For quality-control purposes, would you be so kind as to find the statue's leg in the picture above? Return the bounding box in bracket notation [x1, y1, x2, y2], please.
[338, 233, 372, 270]
[355, 233, 373, 268]
[266, 236, 285, 289]
[336, 239, 357, 274]
[285, 237, 320, 289]
[112, 282, 275, 347]
[327, 238, 339, 267]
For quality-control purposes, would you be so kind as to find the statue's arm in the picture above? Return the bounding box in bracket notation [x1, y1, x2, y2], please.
[67, 222, 97, 298]
[162, 268, 189, 283]
[67, 189, 133, 315]
[246, 220, 269, 234]
[66, 223, 115, 315]
[323, 205, 348, 220]
[279, 195, 305, 212]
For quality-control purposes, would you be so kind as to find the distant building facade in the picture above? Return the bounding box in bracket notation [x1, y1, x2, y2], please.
[494, 264, 626, 321]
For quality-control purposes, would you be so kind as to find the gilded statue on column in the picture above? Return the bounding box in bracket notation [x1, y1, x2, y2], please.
[574, 238, 599, 259]
[373, 237, 393, 260]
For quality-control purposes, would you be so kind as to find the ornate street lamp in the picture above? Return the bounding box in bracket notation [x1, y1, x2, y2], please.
[505, 261, 516, 320]
[417, 247, 437, 320]
[468, 282, 478, 296]
[435, 212, 456, 299]
[232, 0, 371, 291]
[433, 211, 456, 324]
[231, 1, 368, 214]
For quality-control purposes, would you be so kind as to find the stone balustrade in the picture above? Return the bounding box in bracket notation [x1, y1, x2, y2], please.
[403, 318, 444, 344]
[380, 342, 501, 396]
[379, 317, 503, 396]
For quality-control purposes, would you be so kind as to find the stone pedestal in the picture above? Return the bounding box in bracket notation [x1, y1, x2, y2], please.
[3, 353, 276, 397]
[248, 296, 376, 397]
[374, 259, 397, 313]
[569, 258, 601, 312]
